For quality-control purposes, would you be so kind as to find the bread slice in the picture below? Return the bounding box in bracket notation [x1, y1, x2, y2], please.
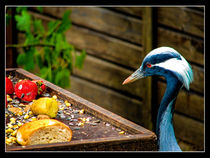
[16, 119, 72, 146]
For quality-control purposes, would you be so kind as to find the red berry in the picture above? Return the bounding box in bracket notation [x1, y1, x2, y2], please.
[14, 80, 38, 102]
[32, 80, 46, 95]
[6, 77, 14, 94]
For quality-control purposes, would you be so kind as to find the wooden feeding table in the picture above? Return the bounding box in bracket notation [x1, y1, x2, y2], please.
[6, 68, 157, 151]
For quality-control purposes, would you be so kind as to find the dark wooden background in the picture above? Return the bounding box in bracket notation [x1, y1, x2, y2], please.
[6, 7, 204, 151]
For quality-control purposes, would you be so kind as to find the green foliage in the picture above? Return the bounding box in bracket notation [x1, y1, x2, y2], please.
[14, 7, 86, 88]
[15, 10, 31, 33]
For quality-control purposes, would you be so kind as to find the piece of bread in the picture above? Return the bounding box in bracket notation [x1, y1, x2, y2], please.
[16, 119, 72, 146]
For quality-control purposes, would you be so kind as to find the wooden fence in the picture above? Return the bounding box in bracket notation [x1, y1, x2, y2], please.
[6, 6, 204, 151]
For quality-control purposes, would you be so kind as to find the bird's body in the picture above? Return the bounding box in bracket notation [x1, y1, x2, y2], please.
[122, 47, 193, 152]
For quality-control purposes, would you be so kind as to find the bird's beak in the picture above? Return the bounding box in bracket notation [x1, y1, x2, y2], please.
[122, 68, 145, 85]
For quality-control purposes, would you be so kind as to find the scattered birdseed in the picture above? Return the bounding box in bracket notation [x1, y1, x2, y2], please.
[60, 114, 66, 119]
[79, 109, 85, 114]
[105, 123, 110, 127]
[69, 122, 74, 126]
[24, 114, 29, 119]
[10, 118, 16, 124]
[87, 122, 97, 126]
[78, 122, 84, 126]
[73, 110, 80, 114]
[59, 107, 65, 111]
[93, 120, 100, 123]
[7, 98, 13, 102]
[66, 117, 72, 121]
[119, 131, 125, 135]
[72, 127, 80, 130]
[19, 103, 25, 107]
[52, 95, 57, 99]
[42, 93, 50, 97]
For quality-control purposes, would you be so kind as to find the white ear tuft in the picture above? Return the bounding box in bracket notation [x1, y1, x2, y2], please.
[155, 56, 193, 90]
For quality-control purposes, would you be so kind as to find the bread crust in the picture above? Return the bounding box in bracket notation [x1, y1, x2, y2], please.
[16, 119, 72, 146]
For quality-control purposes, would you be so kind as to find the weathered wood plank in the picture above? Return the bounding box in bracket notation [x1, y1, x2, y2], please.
[157, 7, 204, 38]
[36, 7, 204, 39]
[111, 7, 204, 39]
[67, 75, 145, 126]
[174, 113, 204, 148]
[32, 7, 143, 44]
[142, 7, 153, 130]
[66, 25, 144, 69]
[110, 7, 143, 18]
[27, 10, 144, 70]
[72, 54, 146, 99]
[157, 81, 204, 121]
[158, 27, 204, 66]
[27, 10, 204, 69]
[191, 65, 204, 94]
[178, 140, 200, 151]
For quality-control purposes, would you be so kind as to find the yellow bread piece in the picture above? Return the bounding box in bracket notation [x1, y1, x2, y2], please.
[31, 97, 59, 118]
[16, 119, 72, 146]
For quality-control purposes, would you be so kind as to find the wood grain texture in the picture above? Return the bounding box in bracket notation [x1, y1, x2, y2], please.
[28, 9, 204, 69]
[72, 54, 146, 99]
[109, 7, 204, 38]
[142, 7, 153, 130]
[157, 7, 204, 38]
[66, 25, 144, 69]
[33, 7, 143, 45]
[28, 10, 144, 70]
[191, 65, 204, 94]
[110, 7, 143, 18]
[174, 113, 204, 149]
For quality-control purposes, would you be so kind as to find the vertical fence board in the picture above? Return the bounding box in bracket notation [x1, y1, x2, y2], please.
[142, 7, 153, 130]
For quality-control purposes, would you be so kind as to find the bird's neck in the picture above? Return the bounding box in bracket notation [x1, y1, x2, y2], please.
[156, 75, 182, 151]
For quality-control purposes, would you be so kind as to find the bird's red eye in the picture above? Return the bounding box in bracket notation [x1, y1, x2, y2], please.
[146, 63, 152, 68]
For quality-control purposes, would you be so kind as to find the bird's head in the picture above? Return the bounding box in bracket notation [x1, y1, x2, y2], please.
[122, 47, 193, 90]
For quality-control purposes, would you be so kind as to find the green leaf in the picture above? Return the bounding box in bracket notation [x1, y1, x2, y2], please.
[55, 33, 63, 53]
[16, 7, 27, 13]
[57, 10, 71, 33]
[24, 32, 35, 45]
[48, 66, 52, 82]
[75, 50, 86, 69]
[13, 8, 85, 89]
[23, 48, 35, 71]
[43, 47, 52, 66]
[63, 48, 73, 63]
[33, 19, 45, 35]
[34, 49, 44, 68]
[40, 67, 49, 79]
[15, 10, 31, 33]
[16, 53, 26, 65]
[55, 68, 70, 88]
[36, 7, 43, 13]
[47, 20, 61, 36]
